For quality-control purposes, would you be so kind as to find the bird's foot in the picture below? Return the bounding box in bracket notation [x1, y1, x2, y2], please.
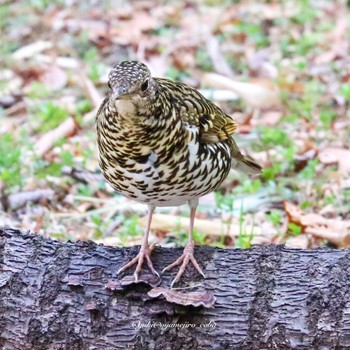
[162, 240, 205, 288]
[117, 242, 159, 282]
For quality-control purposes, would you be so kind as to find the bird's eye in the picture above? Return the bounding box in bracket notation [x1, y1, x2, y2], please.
[140, 80, 149, 92]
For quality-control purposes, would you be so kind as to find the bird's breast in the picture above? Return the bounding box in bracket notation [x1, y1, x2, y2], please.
[98, 123, 232, 206]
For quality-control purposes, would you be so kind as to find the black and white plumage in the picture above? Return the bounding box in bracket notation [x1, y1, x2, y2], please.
[96, 61, 261, 287]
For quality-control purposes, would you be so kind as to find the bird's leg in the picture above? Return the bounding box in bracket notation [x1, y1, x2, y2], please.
[117, 205, 159, 281]
[162, 199, 205, 288]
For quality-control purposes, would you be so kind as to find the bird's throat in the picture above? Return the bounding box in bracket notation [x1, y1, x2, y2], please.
[115, 99, 137, 119]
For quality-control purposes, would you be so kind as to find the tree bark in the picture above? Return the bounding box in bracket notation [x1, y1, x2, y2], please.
[0, 227, 350, 350]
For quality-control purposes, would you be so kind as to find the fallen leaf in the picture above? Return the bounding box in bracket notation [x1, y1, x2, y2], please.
[318, 148, 350, 173]
[284, 202, 350, 247]
[13, 40, 53, 60]
[256, 111, 282, 126]
[315, 15, 349, 64]
[41, 65, 67, 90]
[278, 79, 305, 94]
[202, 73, 280, 109]
[294, 149, 317, 172]
[36, 55, 80, 69]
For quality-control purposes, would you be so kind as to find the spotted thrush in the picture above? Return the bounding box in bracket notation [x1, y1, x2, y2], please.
[96, 61, 262, 287]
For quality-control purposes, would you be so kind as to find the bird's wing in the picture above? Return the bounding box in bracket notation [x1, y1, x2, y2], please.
[156, 78, 237, 143]
[156, 78, 262, 175]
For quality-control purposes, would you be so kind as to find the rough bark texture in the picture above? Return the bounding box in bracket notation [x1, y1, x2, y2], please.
[0, 227, 350, 350]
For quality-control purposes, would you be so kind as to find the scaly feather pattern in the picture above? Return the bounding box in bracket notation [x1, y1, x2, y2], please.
[95, 61, 262, 286]
[96, 61, 261, 207]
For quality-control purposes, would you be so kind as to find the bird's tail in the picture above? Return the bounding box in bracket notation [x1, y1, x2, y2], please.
[228, 137, 262, 175]
[235, 155, 262, 175]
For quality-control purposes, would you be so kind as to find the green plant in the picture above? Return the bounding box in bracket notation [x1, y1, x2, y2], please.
[35, 102, 69, 132]
[300, 201, 312, 210]
[215, 191, 234, 210]
[234, 178, 262, 194]
[291, 0, 318, 25]
[91, 214, 105, 239]
[262, 164, 282, 181]
[297, 159, 319, 180]
[60, 150, 74, 167]
[267, 210, 281, 228]
[195, 48, 213, 71]
[319, 110, 337, 128]
[0, 133, 23, 187]
[260, 126, 292, 148]
[27, 81, 51, 98]
[76, 184, 96, 197]
[340, 83, 350, 102]
[192, 228, 206, 245]
[288, 222, 302, 236]
[30, 0, 63, 11]
[235, 228, 254, 249]
[235, 202, 254, 248]
[88, 63, 106, 82]
[118, 214, 143, 245]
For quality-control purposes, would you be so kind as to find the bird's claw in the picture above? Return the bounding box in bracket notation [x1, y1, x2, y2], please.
[162, 241, 205, 288]
[117, 242, 159, 282]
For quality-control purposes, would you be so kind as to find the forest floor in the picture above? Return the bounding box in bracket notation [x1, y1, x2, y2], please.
[1, 0, 349, 250]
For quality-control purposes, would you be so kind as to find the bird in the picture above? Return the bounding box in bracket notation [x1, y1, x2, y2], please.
[96, 61, 262, 288]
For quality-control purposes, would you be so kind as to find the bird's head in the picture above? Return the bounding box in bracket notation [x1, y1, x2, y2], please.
[107, 61, 158, 118]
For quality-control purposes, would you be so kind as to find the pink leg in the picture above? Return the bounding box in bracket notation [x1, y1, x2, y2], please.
[117, 205, 159, 281]
[162, 199, 205, 288]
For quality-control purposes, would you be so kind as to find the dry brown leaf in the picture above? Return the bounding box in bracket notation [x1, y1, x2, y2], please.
[132, 12, 158, 32]
[13, 40, 53, 60]
[239, 3, 300, 20]
[171, 50, 196, 71]
[237, 111, 255, 133]
[40, 65, 67, 90]
[315, 15, 349, 64]
[256, 111, 282, 126]
[35, 55, 80, 69]
[294, 149, 317, 172]
[284, 202, 350, 247]
[318, 148, 350, 173]
[111, 12, 158, 46]
[202, 73, 280, 109]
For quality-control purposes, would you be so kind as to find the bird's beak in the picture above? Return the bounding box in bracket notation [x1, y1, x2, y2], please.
[112, 86, 128, 100]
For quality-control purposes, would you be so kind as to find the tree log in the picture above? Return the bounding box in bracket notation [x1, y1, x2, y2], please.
[0, 227, 350, 350]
